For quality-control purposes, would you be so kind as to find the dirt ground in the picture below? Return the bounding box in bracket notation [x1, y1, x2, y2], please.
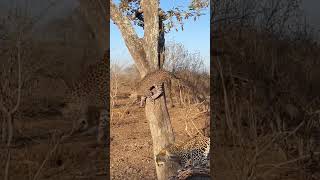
[110, 94, 209, 179]
[0, 89, 209, 180]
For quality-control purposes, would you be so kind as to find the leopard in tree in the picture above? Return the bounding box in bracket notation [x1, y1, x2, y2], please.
[156, 134, 210, 168]
[130, 69, 197, 107]
[62, 53, 109, 145]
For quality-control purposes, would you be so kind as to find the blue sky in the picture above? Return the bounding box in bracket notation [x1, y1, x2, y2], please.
[110, 0, 210, 68]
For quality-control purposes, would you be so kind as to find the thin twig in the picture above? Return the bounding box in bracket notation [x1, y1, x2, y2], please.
[4, 149, 11, 180]
[10, 36, 22, 114]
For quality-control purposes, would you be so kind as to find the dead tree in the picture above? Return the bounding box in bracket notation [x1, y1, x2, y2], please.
[111, 1, 176, 179]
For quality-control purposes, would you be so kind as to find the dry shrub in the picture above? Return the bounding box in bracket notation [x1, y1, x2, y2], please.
[164, 41, 210, 109]
[110, 60, 130, 108]
[213, 24, 320, 179]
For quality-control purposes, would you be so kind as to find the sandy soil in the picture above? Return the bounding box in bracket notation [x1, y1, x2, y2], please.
[0, 92, 208, 180]
[110, 96, 209, 179]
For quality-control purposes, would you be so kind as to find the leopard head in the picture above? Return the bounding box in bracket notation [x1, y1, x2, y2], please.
[156, 145, 181, 166]
[155, 149, 168, 166]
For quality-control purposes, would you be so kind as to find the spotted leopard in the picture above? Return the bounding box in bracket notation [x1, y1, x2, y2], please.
[130, 69, 199, 107]
[156, 134, 210, 168]
[129, 70, 175, 107]
[62, 52, 109, 145]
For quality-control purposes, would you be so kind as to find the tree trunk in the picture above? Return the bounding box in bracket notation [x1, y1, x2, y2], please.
[158, 17, 165, 69]
[110, 1, 149, 77]
[145, 97, 179, 179]
[110, 0, 179, 179]
[141, 0, 178, 179]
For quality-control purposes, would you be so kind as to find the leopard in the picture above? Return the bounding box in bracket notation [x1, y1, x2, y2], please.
[130, 69, 197, 108]
[156, 134, 210, 168]
[62, 52, 109, 145]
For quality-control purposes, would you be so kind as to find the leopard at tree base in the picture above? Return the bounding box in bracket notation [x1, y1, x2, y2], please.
[62, 52, 109, 145]
[61, 51, 109, 176]
[156, 134, 210, 168]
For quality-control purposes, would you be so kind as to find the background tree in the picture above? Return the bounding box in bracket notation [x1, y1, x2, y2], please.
[110, 0, 208, 179]
[0, 5, 60, 179]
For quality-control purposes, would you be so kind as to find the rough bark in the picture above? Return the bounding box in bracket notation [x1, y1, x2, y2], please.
[158, 16, 166, 69]
[141, 0, 178, 178]
[145, 97, 179, 179]
[141, 0, 159, 69]
[110, 1, 149, 77]
[110, 0, 179, 179]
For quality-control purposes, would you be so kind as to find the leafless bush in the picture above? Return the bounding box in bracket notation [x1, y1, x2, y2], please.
[0, 8, 59, 141]
[164, 41, 207, 74]
[0, 8, 59, 180]
[0, 31, 23, 180]
[110, 60, 126, 108]
[164, 41, 209, 108]
[180, 103, 209, 138]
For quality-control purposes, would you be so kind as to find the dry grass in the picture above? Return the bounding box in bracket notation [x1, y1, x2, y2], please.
[213, 26, 320, 180]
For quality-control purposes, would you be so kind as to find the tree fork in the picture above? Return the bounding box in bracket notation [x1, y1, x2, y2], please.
[141, 0, 179, 179]
[111, 0, 180, 179]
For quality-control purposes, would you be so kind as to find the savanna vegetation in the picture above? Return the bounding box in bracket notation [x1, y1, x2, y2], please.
[212, 0, 320, 179]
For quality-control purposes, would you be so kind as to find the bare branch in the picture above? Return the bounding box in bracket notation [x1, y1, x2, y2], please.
[4, 149, 11, 180]
[10, 36, 22, 114]
[110, 0, 149, 76]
